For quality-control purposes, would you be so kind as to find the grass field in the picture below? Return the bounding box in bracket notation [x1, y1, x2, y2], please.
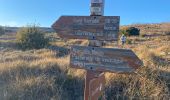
[0, 30, 170, 99]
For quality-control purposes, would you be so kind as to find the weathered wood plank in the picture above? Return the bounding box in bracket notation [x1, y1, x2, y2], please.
[84, 71, 104, 100]
[89, 73, 105, 100]
[91, 0, 104, 3]
[70, 46, 143, 73]
[52, 16, 120, 41]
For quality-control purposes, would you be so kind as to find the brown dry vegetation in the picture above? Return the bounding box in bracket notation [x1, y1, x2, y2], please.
[0, 24, 170, 100]
[122, 23, 170, 36]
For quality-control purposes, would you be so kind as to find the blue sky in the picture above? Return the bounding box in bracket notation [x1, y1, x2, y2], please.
[0, 0, 170, 27]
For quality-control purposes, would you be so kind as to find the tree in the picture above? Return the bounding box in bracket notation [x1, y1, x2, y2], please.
[126, 27, 140, 36]
[16, 25, 49, 50]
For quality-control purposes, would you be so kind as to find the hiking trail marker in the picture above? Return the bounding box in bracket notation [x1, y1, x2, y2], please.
[52, 0, 143, 100]
[52, 16, 120, 41]
[70, 46, 142, 73]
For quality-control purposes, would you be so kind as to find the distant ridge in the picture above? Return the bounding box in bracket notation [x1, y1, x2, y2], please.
[2, 22, 170, 35]
[4, 27, 55, 33]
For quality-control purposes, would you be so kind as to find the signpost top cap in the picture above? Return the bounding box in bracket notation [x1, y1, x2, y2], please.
[91, 0, 104, 3]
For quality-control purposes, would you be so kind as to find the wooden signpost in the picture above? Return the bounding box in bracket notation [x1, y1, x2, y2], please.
[52, 0, 143, 100]
[52, 16, 120, 41]
[84, 71, 105, 100]
[70, 46, 143, 73]
[91, 0, 104, 16]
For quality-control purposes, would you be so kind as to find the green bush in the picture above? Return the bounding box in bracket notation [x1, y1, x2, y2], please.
[16, 25, 49, 50]
[0, 26, 5, 35]
[126, 27, 140, 36]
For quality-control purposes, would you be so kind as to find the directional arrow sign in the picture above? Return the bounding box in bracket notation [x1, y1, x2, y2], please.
[70, 46, 143, 73]
[52, 16, 120, 41]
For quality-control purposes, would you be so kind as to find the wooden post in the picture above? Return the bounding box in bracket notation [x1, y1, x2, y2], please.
[84, 70, 104, 100]
[84, 67, 106, 100]
[84, 0, 106, 100]
[51, 0, 142, 100]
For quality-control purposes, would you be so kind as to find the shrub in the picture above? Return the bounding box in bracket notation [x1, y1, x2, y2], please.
[0, 26, 5, 35]
[16, 25, 49, 50]
[126, 27, 140, 36]
[120, 27, 128, 36]
[165, 31, 170, 35]
[140, 34, 146, 37]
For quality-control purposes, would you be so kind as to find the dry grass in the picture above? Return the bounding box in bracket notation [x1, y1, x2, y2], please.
[104, 43, 170, 99]
[0, 48, 84, 100]
[0, 32, 170, 100]
[122, 23, 170, 35]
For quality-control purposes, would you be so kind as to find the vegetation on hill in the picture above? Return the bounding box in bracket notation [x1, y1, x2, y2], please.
[122, 23, 170, 36]
[16, 25, 49, 50]
[0, 26, 5, 36]
[4, 27, 54, 34]
[0, 23, 170, 99]
[126, 27, 140, 36]
[120, 27, 140, 36]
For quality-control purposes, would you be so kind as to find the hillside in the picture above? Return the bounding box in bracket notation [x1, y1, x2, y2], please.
[3, 22, 170, 36]
[4, 27, 55, 34]
[0, 23, 170, 100]
[122, 23, 170, 35]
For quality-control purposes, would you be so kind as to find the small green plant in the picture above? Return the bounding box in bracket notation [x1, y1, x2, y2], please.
[16, 25, 49, 50]
[126, 39, 132, 44]
[120, 28, 128, 36]
[0, 26, 5, 35]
